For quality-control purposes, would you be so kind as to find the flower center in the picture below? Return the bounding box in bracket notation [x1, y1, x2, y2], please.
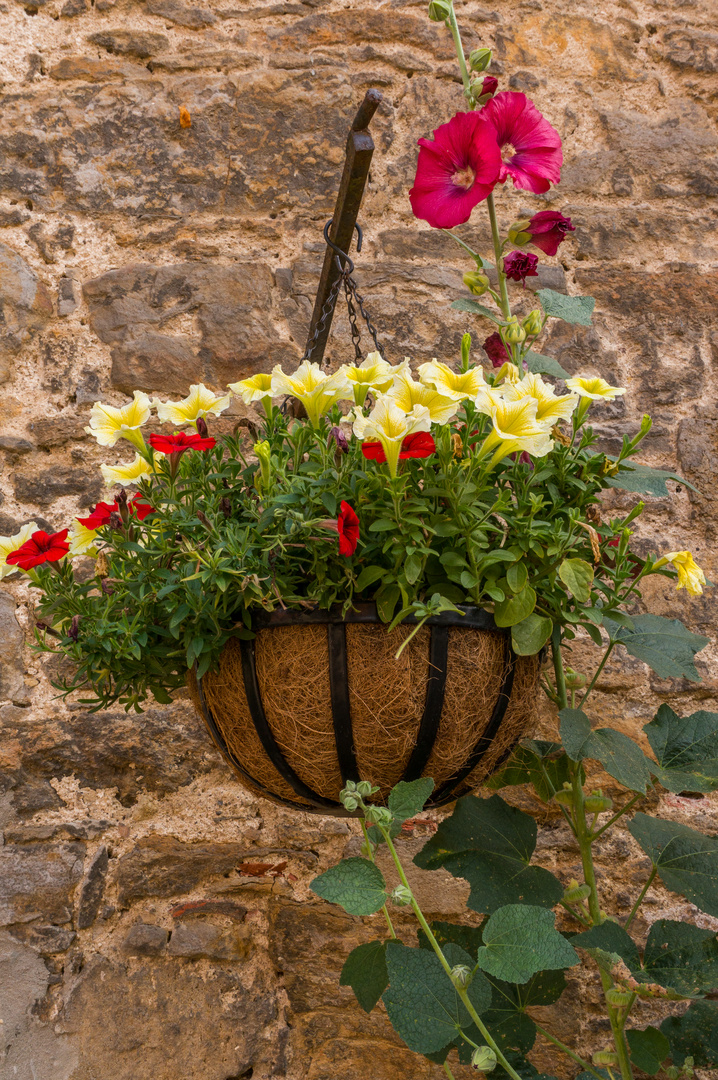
[501, 143, 517, 163]
[451, 165, 475, 190]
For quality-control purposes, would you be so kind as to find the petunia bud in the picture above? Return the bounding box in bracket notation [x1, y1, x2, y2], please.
[100, 577, 115, 595]
[254, 440, 272, 493]
[390, 884, 413, 906]
[464, 270, 490, 296]
[196, 415, 209, 438]
[471, 1046, 497, 1072]
[584, 790, 613, 814]
[502, 316, 526, 345]
[469, 47, 492, 72]
[522, 309, 543, 336]
[508, 219, 532, 246]
[68, 614, 82, 641]
[109, 512, 123, 531]
[220, 496, 232, 518]
[450, 964, 473, 988]
[328, 426, 349, 454]
[461, 331, 472, 370]
[605, 989, 633, 1007]
[428, 0, 451, 20]
[115, 487, 129, 523]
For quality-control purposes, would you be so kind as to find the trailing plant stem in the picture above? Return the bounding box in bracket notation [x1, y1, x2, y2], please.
[551, 624, 569, 710]
[380, 828, 525, 1080]
[534, 1023, 607, 1080]
[361, 822, 396, 939]
[625, 866, 657, 930]
[443, 1062, 457, 1080]
[592, 794, 643, 841]
[445, 4, 471, 95]
[486, 194, 512, 320]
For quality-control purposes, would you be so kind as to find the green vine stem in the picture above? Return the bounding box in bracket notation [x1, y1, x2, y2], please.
[534, 1023, 607, 1080]
[486, 193, 511, 321]
[445, 2, 471, 96]
[624, 867, 657, 931]
[360, 822, 397, 939]
[442, 1062, 457, 1080]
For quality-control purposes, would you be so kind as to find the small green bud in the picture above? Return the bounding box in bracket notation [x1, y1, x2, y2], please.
[554, 788, 574, 807]
[463, 270, 490, 296]
[390, 884, 413, 906]
[666, 1068, 680, 1080]
[471, 1046, 497, 1072]
[684, 1059, 695, 1069]
[584, 791, 614, 814]
[450, 964, 473, 988]
[605, 988, 633, 1007]
[342, 795, 359, 812]
[427, 0, 451, 20]
[593, 1052, 619, 1067]
[508, 219, 532, 246]
[360, 841, 374, 858]
[522, 309, 543, 336]
[468, 47, 492, 72]
[364, 805, 393, 827]
[564, 667, 588, 689]
[356, 780, 374, 798]
[461, 331, 472, 370]
[502, 316, 526, 345]
[342, 781, 357, 793]
[563, 881, 592, 903]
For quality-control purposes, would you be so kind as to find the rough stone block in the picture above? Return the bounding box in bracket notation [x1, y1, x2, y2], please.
[0, 242, 53, 381]
[0, 592, 26, 705]
[167, 921, 247, 959]
[13, 465, 103, 507]
[0, 841, 84, 926]
[121, 921, 169, 955]
[115, 835, 254, 904]
[76, 845, 109, 929]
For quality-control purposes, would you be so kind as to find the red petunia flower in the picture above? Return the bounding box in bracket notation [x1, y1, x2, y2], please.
[409, 111, 502, 229]
[503, 250, 539, 285]
[361, 432, 436, 463]
[6, 529, 70, 570]
[482, 332, 510, 368]
[78, 494, 153, 530]
[480, 91, 562, 194]
[337, 502, 360, 556]
[522, 210, 575, 256]
[149, 432, 216, 455]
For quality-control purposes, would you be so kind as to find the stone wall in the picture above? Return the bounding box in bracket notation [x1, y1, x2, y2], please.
[1, 0, 717, 1076]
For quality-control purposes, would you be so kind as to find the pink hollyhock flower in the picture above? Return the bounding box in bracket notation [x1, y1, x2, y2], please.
[337, 502, 360, 556]
[480, 91, 562, 194]
[409, 111, 502, 229]
[523, 210, 575, 256]
[503, 250, 539, 285]
[482, 332, 510, 368]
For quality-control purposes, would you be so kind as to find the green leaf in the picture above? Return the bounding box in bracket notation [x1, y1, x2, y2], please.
[382, 941, 491, 1053]
[511, 614, 552, 656]
[414, 795, 564, 914]
[494, 584, 536, 628]
[642, 920, 718, 995]
[451, 297, 503, 325]
[559, 708, 652, 792]
[355, 564, 387, 591]
[558, 558, 594, 603]
[525, 351, 571, 380]
[487, 740, 572, 803]
[404, 552, 422, 585]
[375, 584, 401, 624]
[388, 778, 435, 824]
[494, 1052, 559, 1080]
[571, 922, 641, 970]
[626, 1027, 671, 1075]
[340, 941, 388, 1013]
[476, 905, 579, 983]
[418, 920, 485, 958]
[310, 857, 387, 916]
[661, 1001, 718, 1067]
[483, 969, 566, 1054]
[603, 614, 709, 683]
[644, 705, 718, 794]
[628, 813, 718, 917]
[605, 461, 698, 497]
[537, 288, 595, 326]
[507, 562, 528, 594]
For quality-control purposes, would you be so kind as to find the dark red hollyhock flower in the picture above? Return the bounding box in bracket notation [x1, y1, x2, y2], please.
[480, 91, 562, 194]
[78, 495, 153, 530]
[481, 75, 498, 97]
[337, 502, 360, 556]
[361, 432, 437, 463]
[482, 332, 510, 368]
[149, 432, 216, 455]
[503, 250, 539, 286]
[7, 529, 70, 570]
[409, 111, 502, 229]
[523, 210, 575, 256]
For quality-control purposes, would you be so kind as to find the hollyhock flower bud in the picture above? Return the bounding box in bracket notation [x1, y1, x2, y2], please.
[503, 251, 539, 286]
[451, 964, 473, 988]
[390, 884, 413, 906]
[522, 210, 575, 256]
[593, 1052, 620, 1067]
[502, 316, 526, 344]
[563, 881, 592, 903]
[585, 790, 614, 814]
[522, 309, 543, 336]
[463, 270, 490, 296]
[469, 48, 492, 72]
[356, 780, 374, 797]
[508, 219, 532, 246]
[471, 74, 499, 105]
[482, 332, 510, 368]
[427, 0, 451, 20]
[471, 1046, 497, 1072]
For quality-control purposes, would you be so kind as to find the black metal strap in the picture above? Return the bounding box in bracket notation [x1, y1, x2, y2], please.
[400, 625, 449, 782]
[431, 636, 516, 805]
[239, 638, 342, 811]
[327, 623, 360, 785]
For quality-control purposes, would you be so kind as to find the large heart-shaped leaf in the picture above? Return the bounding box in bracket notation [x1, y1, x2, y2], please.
[661, 1001, 718, 1067]
[644, 705, 718, 794]
[414, 795, 563, 914]
[537, 288, 594, 326]
[340, 940, 388, 1013]
[626, 1027, 671, 1075]
[310, 857, 387, 915]
[628, 814, 718, 917]
[603, 614, 709, 683]
[476, 905, 579, 983]
[560, 708, 652, 793]
[642, 920, 718, 995]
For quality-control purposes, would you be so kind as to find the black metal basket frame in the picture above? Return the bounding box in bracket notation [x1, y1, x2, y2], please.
[195, 603, 516, 815]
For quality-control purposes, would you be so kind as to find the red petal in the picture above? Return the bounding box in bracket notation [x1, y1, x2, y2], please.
[399, 432, 436, 458]
[361, 441, 387, 462]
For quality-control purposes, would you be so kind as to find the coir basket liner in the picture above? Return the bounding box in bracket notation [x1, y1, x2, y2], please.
[187, 604, 540, 816]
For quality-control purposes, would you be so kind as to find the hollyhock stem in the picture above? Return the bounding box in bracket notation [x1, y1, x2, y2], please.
[445, 4, 471, 98]
[486, 194, 511, 320]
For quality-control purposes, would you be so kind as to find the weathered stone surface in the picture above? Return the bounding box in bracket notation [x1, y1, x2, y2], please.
[13, 465, 103, 507]
[115, 835, 253, 904]
[87, 30, 170, 58]
[167, 920, 249, 959]
[121, 921, 169, 955]
[0, 592, 27, 706]
[59, 953, 278, 1079]
[146, 0, 217, 27]
[7, 923, 77, 954]
[655, 27, 718, 73]
[0, 241, 52, 381]
[76, 845, 109, 929]
[83, 260, 277, 392]
[0, 841, 84, 926]
[28, 415, 89, 449]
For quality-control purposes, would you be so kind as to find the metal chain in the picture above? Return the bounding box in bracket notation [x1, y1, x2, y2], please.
[343, 273, 363, 363]
[343, 271, 386, 361]
[301, 272, 344, 364]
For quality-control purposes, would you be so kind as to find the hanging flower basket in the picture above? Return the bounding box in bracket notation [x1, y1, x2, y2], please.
[187, 604, 539, 815]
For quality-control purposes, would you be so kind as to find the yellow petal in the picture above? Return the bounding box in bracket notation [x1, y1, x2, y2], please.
[154, 384, 231, 425]
[655, 550, 707, 597]
[68, 520, 99, 557]
[386, 369, 458, 425]
[418, 360, 486, 403]
[228, 373, 274, 404]
[566, 376, 626, 400]
[86, 391, 151, 447]
[505, 372, 577, 424]
[0, 522, 39, 579]
[100, 453, 156, 487]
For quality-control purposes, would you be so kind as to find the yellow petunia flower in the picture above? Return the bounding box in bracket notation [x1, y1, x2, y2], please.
[340, 352, 400, 406]
[477, 396, 554, 467]
[386, 367, 458, 425]
[654, 551, 707, 597]
[68, 520, 99, 558]
[352, 397, 432, 478]
[504, 372, 578, 425]
[154, 384, 231, 427]
[0, 522, 39, 579]
[565, 376, 626, 401]
[100, 453, 156, 487]
[418, 360, 487, 403]
[85, 391, 151, 453]
[270, 362, 353, 427]
[228, 372, 274, 405]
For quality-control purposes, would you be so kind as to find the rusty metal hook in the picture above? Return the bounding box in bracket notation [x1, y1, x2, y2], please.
[323, 218, 362, 276]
